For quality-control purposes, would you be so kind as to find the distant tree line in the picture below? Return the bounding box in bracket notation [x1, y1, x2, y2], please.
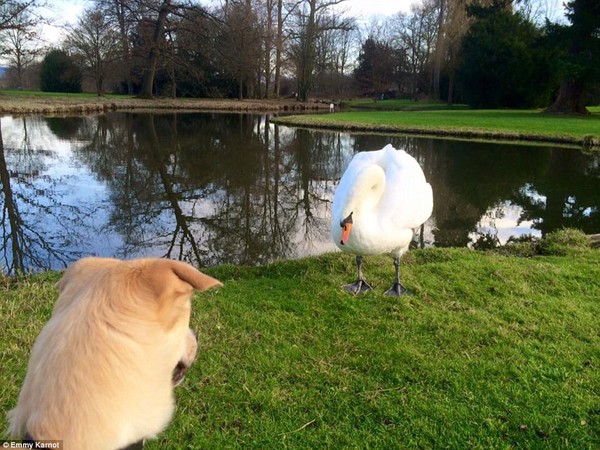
[0, 0, 598, 113]
[354, 0, 599, 113]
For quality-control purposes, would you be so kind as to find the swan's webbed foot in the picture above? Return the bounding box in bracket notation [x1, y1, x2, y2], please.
[384, 282, 412, 297]
[384, 256, 413, 297]
[343, 278, 374, 295]
[343, 255, 373, 295]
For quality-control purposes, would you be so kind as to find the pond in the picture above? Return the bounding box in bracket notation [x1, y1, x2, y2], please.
[1, 112, 599, 275]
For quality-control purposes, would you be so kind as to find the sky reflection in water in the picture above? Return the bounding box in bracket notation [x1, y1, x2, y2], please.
[1, 112, 598, 275]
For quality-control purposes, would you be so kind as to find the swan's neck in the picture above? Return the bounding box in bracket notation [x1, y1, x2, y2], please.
[344, 165, 386, 218]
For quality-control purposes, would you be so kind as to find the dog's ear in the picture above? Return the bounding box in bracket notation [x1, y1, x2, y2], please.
[163, 259, 223, 292]
[139, 259, 222, 329]
[143, 259, 222, 300]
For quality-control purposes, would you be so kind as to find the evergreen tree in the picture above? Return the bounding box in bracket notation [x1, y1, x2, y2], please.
[457, 1, 559, 108]
[545, 0, 600, 114]
[354, 37, 402, 97]
[39, 50, 82, 93]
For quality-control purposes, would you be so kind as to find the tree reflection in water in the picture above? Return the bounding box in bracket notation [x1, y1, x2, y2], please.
[0, 113, 599, 275]
[0, 116, 94, 274]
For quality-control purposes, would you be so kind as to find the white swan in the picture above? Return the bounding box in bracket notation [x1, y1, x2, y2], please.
[331, 144, 433, 296]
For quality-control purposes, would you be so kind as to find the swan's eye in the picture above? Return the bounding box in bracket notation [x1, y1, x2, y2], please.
[340, 212, 353, 228]
[371, 184, 378, 191]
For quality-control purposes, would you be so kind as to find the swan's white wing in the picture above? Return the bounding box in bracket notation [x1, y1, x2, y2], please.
[380, 148, 433, 230]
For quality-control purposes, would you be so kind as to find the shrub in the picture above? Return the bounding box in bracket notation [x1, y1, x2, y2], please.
[40, 50, 82, 93]
[498, 234, 541, 258]
[539, 228, 591, 255]
[498, 229, 590, 257]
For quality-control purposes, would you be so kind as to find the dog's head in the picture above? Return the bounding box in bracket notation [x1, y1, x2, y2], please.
[55, 257, 222, 330]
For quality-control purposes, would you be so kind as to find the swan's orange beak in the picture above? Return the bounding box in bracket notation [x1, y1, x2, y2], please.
[340, 212, 353, 245]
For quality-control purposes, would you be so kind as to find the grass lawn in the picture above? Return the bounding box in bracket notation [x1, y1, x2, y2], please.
[341, 98, 469, 111]
[273, 108, 600, 147]
[1, 231, 599, 448]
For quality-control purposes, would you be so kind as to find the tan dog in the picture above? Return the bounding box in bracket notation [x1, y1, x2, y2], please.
[7, 257, 222, 449]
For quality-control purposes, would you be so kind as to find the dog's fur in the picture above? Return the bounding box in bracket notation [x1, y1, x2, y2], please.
[7, 257, 222, 450]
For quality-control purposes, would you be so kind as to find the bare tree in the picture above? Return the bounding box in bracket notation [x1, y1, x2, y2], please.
[0, 9, 43, 89]
[431, 0, 499, 103]
[391, 0, 439, 100]
[288, 0, 350, 102]
[139, 0, 171, 97]
[95, 0, 136, 94]
[66, 6, 121, 96]
[131, 0, 219, 98]
[273, 0, 284, 95]
[431, 0, 446, 100]
[256, 0, 276, 97]
[438, 0, 477, 104]
[0, 0, 47, 90]
[311, 25, 354, 98]
[0, 0, 40, 31]
[217, 0, 262, 99]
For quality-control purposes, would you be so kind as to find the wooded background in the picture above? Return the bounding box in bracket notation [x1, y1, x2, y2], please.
[0, 0, 598, 113]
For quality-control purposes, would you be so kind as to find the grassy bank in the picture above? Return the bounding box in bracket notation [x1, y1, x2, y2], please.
[0, 90, 328, 114]
[1, 231, 599, 448]
[343, 99, 600, 115]
[2, 91, 599, 148]
[341, 98, 470, 111]
[273, 108, 600, 148]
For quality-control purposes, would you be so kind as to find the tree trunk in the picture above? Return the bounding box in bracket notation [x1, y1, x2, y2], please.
[263, 0, 274, 98]
[115, 0, 134, 95]
[16, 51, 23, 90]
[545, 79, 589, 115]
[274, 0, 283, 97]
[170, 59, 176, 99]
[140, 0, 170, 98]
[297, 0, 317, 102]
[96, 74, 103, 97]
[432, 0, 446, 101]
[447, 75, 454, 105]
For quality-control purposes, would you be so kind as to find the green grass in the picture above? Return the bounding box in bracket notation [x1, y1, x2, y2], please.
[1, 231, 600, 448]
[341, 98, 469, 111]
[274, 108, 600, 147]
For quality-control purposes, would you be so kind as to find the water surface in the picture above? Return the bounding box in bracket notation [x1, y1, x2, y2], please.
[1, 112, 598, 275]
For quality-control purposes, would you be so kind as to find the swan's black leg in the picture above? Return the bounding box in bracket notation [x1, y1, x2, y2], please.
[384, 256, 412, 297]
[343, 255, 373, 294]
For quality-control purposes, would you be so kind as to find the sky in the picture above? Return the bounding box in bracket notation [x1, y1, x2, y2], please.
[344, 0, 412, 18]
[38, 0, 87, 45]
[39, 0, 412, 45]
[37, 0, 563, 46]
